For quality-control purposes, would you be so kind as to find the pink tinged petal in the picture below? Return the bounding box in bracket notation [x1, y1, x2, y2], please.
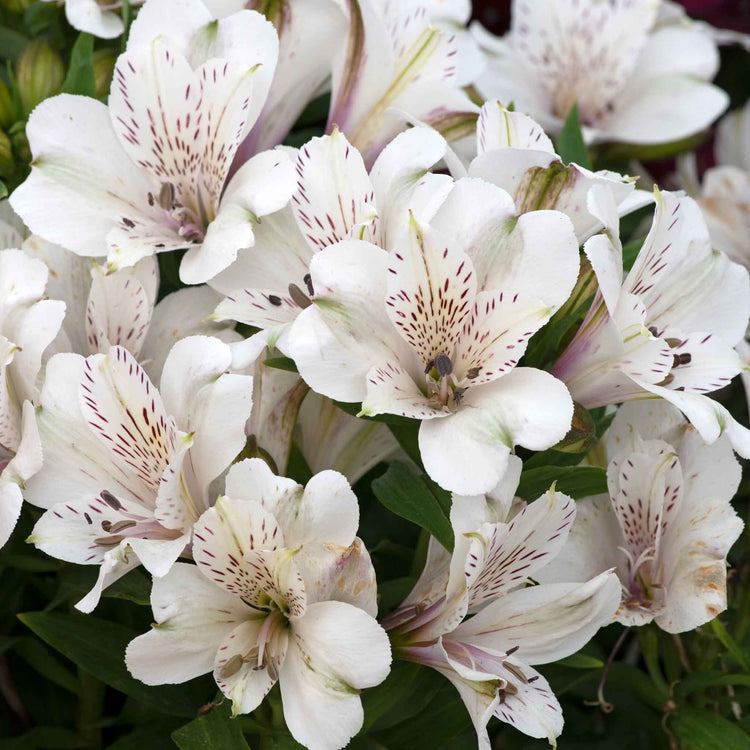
[453, 290, 553, 385]
[419, 367, 574, 494]
[361, 360, 442, 420]
[607, 440, 684, 565]
[224, 456, 304, 517]
[126, 561, 249, 685]
[295, 538, 379, 617]
[279, 600, 391, 750]
[79, 347, 177, 498]
[287, 241, 409, 403]
[9, 96, 154, 258]
[626, 190, 749, 346]
[86, 269, 152, 358]
[456, 573, 622, 665]
[193, 495, 306, 617]
[386, 217, 476, 365]
[76, 549, 141, 613]
[214, 618, 282, 716]
[461, 489, 576, 609]
[214, 287, 300, 333]
[291, 130, 377, 252]
[476, 100, 555, 155]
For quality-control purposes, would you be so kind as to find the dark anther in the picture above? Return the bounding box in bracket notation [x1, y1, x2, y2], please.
[288, 283, 312, 309]
[672, 352, 691, 367]
[101, 520, 112, 532]
[94, 534, 125, 546]
[435, 352, 453, 377]
[147, 192, 155, 206]
[303, 273, 315, 297]
[466, 366, 480, 380]
[648, 326, 659, 337]
[159, 182, 175, 210]
[505, 645, 520, 656]
[268, 294, 282, 306]
[424, 358, 435, 375]
[527, 675, 539, 683]
[122, 217, 135, 228]
[84, 512, 92, 525]
[101, 490, 122, 511]
[109, 519, 137, 534]
[453, 387, 467, 407]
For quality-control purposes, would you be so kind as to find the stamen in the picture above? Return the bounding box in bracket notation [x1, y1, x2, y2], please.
[303, 273, 315, 297]
[159, 182, 176, 210]
[94, 535, 124, 546]
[267, 295, 282, 307]
[219, 654, 243, 679]
[466, 367, 480, 380]
[434, 353, 453, 377]
[101, 490, 122, 510]
[109, 520, 137, 534]
[288, 283, 312, 309]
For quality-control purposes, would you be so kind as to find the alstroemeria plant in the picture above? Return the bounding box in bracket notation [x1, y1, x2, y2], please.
[26, 336, 253, 611]
[126, 458, 391, 750]
[473, 0, 728, 145]
[12, 0, 296, 284]
[383, 459, 620, 746]
[538, 401, 743, 632]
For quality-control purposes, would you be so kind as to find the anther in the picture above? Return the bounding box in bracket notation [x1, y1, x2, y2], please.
[648, 326, 659, 337]
[101, 490, 122, 511]
[219, 654, 244, 679]
[159, 182, 175, 210]
[434, 353, 453, 377]
[303, 273, 314, 297]
[267, 294, 282, 307]
[288, 283, 312, 309]
[94, 535, 125, 546]
[109, 520, 137, 534]
[672, 352, 691, 367]
[466, 366, 480, 379]
[504, 662, 528, 684]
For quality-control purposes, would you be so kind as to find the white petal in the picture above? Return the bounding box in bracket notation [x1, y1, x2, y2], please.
[126, 561, 249, 685]
[280, 600, 391, 750]
[456, 572, 622, 665]
[10, 96, 152, 257]
[476, 100, 554, 154]
[419, 368, 574, 494]
[65, 0, 124, 38]
[0, 483, 23, 550]
[361, 361, 442, 420]
[291, 130, 377, 251]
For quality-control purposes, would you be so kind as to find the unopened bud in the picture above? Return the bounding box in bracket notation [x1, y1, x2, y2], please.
[0, 80, 15, 129]
[92, 50, 117, 100]
[552, 401, 597, 453]
[0, 0, 35, 12]
[16, 40, 64, 116]
[0, 130, 14, 179]
[8, 122, 30, 164]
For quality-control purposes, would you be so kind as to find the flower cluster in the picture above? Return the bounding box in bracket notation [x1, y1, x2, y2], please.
[0, 0, 747, 748]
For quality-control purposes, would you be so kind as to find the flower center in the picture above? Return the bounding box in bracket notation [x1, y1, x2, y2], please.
[424, 353, 465, 412]
[219, 609, 289, 681]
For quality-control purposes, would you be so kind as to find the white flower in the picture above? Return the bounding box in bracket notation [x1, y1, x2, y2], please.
[472, 0, 728, 145]
[126, 458, 391, 750]
[468, 101, 652, 242]
[537, 401, 744, 633]
[26, 336, 253, 611]
[552, 187, 750, 458]
[326, 0, 478, 165]
[287, 186, 579, 494]
[210, 125, 453, 351]
[23, 234, 237, 382]
[383, 459, 620, 747]
[11, 0, 297, 285]
[0, 248, 65, 548]
[41, 0, 143, 39]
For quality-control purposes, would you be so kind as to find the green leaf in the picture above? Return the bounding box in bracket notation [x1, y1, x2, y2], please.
[675, 670, 750, 699]
[516, 465, 607, 501]
[372, 461, 453, 551]
[24, 2, 60, 35]
[672, 708, 749, 750]
[622, 236, 645, 271]
[710, 619, 749, 671]
[18, 611, 210, 716]
[61, 34, 96, 98]
[0, 180, 7, 200]
[0, 28, 28, 63]
[13, 637, 80, 694]
[5, 727, 86, 750]
[172, 702, 251, 750]
[555, 103, 592, 169]
[263, 356, 298, 373]
[556, 653, 604, 669]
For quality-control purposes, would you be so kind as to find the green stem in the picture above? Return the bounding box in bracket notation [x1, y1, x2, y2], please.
[77, 669, 104, 749]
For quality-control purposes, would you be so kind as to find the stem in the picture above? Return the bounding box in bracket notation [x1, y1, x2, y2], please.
[590, 626, 630, 714]
[77, 669, 104, 749]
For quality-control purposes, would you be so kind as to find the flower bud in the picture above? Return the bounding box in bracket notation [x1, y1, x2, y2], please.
[92, 50, 117, 100]
[0, 0, 35, 12]
[16, 40, 65, 116]
[8, 121, 30, 164]
[0, 80, 15, 129]
[0, 130, 14, 179]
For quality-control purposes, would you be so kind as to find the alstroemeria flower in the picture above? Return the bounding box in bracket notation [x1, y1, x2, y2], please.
[211, 125, 453, 351]
[287, 207, 579, 494]
[472, 0, 728, 145]
[11, 0, 297, 285]
[41, 0, 144, 39]
[326, 0, 478, 165]
[538, 401, 744, 632]
[383, 460, 620, 746]
[466, 101, 652, 242]
[23, 234, 238, 382]
[126, 458, 391, 750]
[552, 187, 750, 458]
[26, 336, 253, 611]
[0, 249, 65, 548]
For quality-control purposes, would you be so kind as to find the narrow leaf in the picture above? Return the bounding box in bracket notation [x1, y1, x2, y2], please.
[372, 461, 454, 551]
[516, 465, 607, 501]
[672, 708, 749, 750]
[556, 103, 592, 169]
[172, 702, 251, 750]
